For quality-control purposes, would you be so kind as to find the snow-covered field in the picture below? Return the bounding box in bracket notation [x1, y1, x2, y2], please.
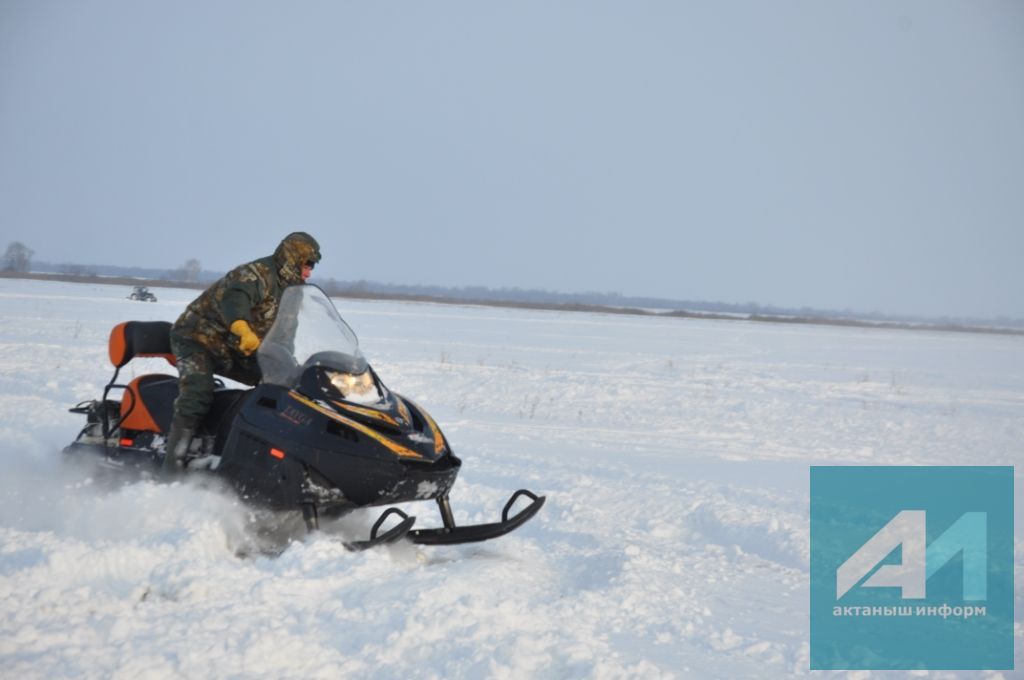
[0, 278, 1020, 679]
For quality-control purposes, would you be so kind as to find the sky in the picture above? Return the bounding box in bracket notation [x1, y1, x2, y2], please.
[1, 1, 1022, 319]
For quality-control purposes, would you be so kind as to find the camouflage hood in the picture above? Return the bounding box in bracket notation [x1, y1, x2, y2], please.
[274, 231, 322, 285]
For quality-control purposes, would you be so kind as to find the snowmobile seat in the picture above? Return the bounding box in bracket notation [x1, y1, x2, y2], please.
[120, 374, 178, 433]
[119, 377, 245, 436]
[104, 321, 247, 437]
[101, 321, 177, 436]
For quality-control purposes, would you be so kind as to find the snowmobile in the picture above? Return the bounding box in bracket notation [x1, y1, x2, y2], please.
[64, 285, 545, 550]
[128, 286, 158, 302]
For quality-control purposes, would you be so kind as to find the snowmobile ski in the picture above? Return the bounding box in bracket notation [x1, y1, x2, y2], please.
[341, 508, 417, 552]
[408, 490, 546, 545]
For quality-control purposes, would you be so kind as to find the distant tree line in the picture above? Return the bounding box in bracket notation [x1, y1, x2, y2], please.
[309, 279, 1020, 329]
[316, 278, 850, 320]
[24, 254, 217, 286]
[9, 244, 1023, 331]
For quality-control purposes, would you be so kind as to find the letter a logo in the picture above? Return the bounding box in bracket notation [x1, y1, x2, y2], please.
[835, 510, 987, 601]
[837, 510, 926, 599]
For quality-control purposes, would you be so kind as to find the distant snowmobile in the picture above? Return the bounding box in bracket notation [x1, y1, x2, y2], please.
[128, 286, 157, 302]
[65, 285, 545, 550]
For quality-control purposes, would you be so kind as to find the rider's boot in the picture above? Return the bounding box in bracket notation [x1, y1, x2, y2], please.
[161, 417, 195, 479]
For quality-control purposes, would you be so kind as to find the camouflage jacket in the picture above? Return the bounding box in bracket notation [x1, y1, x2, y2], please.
[171, 232, 321, 360]
[172, 256, 293, 359]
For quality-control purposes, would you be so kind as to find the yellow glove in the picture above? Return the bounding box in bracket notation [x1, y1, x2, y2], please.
[230, 319, 261, 356]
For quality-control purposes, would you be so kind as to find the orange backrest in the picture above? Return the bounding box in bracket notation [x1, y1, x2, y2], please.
[108, 321, 176, 368]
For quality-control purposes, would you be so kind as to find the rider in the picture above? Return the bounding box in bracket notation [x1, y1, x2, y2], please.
[162, 231, 322, 474]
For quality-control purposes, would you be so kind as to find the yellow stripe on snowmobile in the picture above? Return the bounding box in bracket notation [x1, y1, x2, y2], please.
[331, 400, 401, 427]
[402, 396, 446, 456]
[396, 398, 412, 426]
[288, 392, 426, 460]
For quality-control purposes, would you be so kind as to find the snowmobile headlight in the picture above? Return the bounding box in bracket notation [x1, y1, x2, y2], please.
[327, 369, 379, 402]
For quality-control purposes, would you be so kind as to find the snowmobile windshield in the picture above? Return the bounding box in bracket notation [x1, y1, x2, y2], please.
[258, 285, 368, 387]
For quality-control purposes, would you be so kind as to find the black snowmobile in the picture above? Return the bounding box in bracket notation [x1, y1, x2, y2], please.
[65, 285, 545, 550]
[128, 286, 158, 302]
